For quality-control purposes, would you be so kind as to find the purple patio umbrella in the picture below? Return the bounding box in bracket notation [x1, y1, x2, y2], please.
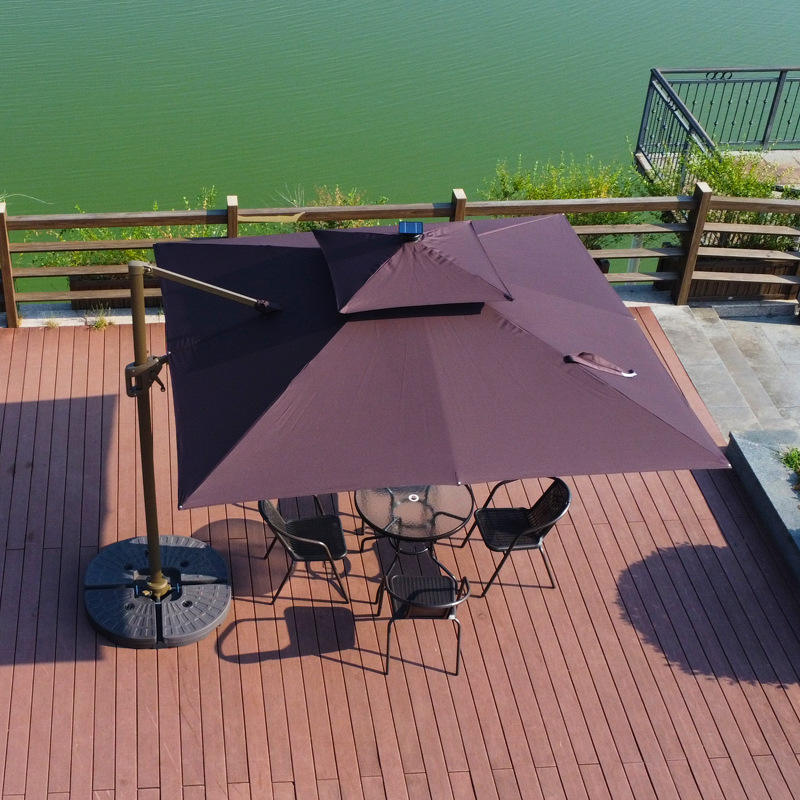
[153, 215, 728, 509]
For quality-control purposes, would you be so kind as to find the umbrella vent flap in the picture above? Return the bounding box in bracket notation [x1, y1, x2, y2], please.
[314, 222, 512, 314]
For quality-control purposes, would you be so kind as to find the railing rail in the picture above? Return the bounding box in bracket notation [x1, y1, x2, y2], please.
[636, 67, 800, 186]
[2, 185, 800, 326]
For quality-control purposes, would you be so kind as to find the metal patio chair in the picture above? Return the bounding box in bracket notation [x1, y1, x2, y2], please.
[461, 477, 571, 597]
[258, 498, 349, 603]
[376, 557, 470, 675]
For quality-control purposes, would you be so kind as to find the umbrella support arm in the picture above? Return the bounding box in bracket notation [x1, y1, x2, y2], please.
[129, 259, 280, 313]
[82, 256, 233, 646]
[125, 257, 278, 601]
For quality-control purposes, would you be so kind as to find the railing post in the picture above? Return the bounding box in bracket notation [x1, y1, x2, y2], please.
[450, 188, 467, 221]
[227, 195, 239, 238]
[636, 69, 658, 157]
[0, 202, 20, 328]
[673, 181, 712, 305]
[762, 69, 789, 147]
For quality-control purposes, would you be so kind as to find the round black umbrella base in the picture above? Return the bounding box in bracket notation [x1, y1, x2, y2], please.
[84, 535, 232, 648]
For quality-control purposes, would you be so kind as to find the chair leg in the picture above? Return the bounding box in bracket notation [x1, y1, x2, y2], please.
[268, 561, 295, 604]
[262, 535, 279, 559]
[479, 549, 514, 597]
[452, 617, 463, 676]
[385, 618, 396, 675]
[328, 559, 350, 602]
[375, 577, 386, 611]
[539, 543, 556, 588]
[456, 520, 477, 548]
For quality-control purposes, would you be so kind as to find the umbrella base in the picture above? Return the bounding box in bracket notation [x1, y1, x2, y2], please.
[84, 535, 232, 648]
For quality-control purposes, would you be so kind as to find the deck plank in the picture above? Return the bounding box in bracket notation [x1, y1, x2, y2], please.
[70, 547, 98, 799]
[23, 549, 61, 798]
[6, 327, 42, 551]
[1, 314, 800, 798]
[224, 528, 273, 798]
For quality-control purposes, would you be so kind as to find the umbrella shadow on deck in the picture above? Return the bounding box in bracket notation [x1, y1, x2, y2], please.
[616, 542, 800, 686]
[215, 516, 450, 673]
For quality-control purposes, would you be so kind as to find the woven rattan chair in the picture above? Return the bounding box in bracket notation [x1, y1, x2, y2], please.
[463, 477, 571, 596]
[258, 497, 349, 603]
[376, 565, 470, 675]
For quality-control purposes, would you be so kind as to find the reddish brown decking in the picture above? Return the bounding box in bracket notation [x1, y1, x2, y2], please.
[1, 309, 800, 799]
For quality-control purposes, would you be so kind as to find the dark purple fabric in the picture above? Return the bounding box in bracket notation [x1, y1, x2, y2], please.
[154, 215, 728, 509]
[311, 229, 405, 311]
[315, 223, 511, 313]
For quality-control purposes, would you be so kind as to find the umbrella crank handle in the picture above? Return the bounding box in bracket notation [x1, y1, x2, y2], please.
[125, 354, 169, 398]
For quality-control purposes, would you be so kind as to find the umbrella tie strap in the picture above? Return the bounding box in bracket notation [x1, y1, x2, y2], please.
[125, 354, 170, 397]
[564, 352, 636, 378]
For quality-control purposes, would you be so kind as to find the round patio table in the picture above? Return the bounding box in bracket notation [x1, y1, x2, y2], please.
[354, 484, 475, 548]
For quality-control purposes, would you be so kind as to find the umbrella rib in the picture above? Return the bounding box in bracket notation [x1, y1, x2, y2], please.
[419, 239, 513, 300]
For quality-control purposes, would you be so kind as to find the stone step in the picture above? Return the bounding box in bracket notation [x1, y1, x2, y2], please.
[690, 307, 791, 432]
[648, 303, 800, 438]
[649, 304, 760, 437]
[721, 313, 800, 432]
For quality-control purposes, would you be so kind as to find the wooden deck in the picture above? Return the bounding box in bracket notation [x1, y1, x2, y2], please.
[2, 309, 800, 799]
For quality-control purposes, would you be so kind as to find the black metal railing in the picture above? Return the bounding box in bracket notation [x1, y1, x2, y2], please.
[636, 67, 800, 186]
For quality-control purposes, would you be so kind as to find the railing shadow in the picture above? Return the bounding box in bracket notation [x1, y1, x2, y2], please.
[1, 391, 118, 664]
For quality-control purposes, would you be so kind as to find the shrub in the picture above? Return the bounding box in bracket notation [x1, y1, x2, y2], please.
[780, 447, 800, 491]
[647, 148, 800, 250]
[23, 186, 225, 270]
[482, 155, 649, 247]
[285, 184, 388, 232]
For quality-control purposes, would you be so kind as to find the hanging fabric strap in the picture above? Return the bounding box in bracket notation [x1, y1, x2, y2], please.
[564, 352, 637, 378]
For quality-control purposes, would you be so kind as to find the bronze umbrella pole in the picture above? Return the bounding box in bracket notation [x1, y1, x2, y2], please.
[83, 260, 277, 647]
[128, 261, 170, 598]
[126, 260, 277, 599]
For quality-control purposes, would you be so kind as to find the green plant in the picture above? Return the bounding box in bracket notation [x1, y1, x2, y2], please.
[781, 447, 800, 490]
[23, 186, 225, 271]
[647, 148, 800, 250]
[0, 191, 50, 205]
[88, 306, 113, 329]
[482, 155, 649, 248]
[44, 318, 59, 328]
[286, 184, 387, 232]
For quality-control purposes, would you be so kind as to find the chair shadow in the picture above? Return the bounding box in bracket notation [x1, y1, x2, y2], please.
[216, 605, 385, 674]
[616, 541, 800, 686]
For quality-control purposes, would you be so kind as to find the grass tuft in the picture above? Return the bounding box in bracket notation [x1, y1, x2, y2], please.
[780, 447, 800, 490]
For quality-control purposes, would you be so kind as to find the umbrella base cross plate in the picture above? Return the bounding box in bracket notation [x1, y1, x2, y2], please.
[84, 536, 232, 648]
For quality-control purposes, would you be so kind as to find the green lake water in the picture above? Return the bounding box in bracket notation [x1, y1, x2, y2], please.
[3, 0, 800, 216]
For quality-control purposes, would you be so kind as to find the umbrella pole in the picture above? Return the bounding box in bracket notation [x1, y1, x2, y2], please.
[129, 261, 171, 599]
[123, 258, 271, 600]
[83, 262, 235, 647]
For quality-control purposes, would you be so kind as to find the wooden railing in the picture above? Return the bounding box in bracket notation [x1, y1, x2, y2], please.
[2, 185, 800, 328]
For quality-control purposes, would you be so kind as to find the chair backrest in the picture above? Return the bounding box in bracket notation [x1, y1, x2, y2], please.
[259, 498, 334, 561]
[525, 477, 571, 538]
[388, 575, 471, 620]
[258, 499, 288, 537]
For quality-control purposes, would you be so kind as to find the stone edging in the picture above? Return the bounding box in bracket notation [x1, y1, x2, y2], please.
[727, 429, 800, 585]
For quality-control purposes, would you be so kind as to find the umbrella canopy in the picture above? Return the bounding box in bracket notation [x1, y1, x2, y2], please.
[153, 216, 728, 509]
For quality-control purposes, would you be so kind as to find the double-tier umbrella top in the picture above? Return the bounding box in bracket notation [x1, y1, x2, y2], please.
[153, 216, 728, 509]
